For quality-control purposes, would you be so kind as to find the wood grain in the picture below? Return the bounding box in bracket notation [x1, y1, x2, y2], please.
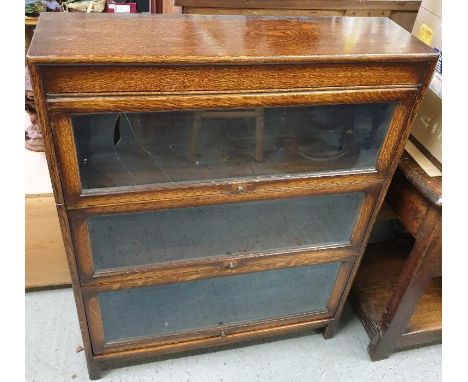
[27, 13, 438, 377]
[67, 173, 383, 214]
[77, 244, 355, 290]
[27, 13, 435, 65]
[387, 170, 429, 237]
[398, 150, 442, 206]
[47, 87, 418, 112]
[40, 63, 426, 95]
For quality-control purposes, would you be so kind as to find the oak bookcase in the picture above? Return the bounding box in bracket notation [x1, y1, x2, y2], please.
[27, 13, 437, 379]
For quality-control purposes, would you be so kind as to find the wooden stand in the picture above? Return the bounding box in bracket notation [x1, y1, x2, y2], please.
[351, 151, 442, 361]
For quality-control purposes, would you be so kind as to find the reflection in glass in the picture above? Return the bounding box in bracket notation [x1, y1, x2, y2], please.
[99, 262, 341, 343]
[88, 193, 363, 272]
[72, 103, 394, 190]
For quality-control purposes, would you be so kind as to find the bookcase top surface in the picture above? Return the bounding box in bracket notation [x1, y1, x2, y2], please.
[27, 13, 436, 65]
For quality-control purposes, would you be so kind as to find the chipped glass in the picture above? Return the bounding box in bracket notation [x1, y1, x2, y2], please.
[71, 103, 395, 190]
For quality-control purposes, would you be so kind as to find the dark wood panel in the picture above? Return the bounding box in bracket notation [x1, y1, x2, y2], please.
[28, 13, 436, 65]
[175, 1, 421, 11]
[386, 170, 429, 237]
[40, 63, 426, 94]
[352, 244, 441, 347]
[398, 149, 442, 206]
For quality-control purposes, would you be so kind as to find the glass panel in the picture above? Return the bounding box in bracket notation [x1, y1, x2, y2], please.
[99, 262, 341, 343]
[72, 103, 395, 190]
[88, 193, 363, 272]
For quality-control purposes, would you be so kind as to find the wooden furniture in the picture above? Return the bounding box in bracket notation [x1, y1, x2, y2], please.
[175, 0, 421, 31]
[27, 13, 437, 379]
[351, 151, 442, 360]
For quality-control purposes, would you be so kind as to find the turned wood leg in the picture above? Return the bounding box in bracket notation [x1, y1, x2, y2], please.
[188, 112, 202, 162]
[255, 109, 264, 162]
[368, 208, 441, 361]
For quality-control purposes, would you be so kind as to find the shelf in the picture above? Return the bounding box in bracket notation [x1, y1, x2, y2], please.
[352, 242, 442, 347]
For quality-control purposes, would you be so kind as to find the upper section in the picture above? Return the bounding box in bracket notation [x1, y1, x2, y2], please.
[27, 13, 437, 65]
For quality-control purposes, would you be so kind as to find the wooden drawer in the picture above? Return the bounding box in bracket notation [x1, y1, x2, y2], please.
[71, 191, 373, 286]
[83, 260, 352, 355]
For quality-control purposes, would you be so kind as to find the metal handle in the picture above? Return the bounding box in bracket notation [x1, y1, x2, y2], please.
[236, 185, 245, 193]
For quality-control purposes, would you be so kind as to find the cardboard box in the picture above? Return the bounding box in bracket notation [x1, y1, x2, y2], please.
[410, 0, 442, 166]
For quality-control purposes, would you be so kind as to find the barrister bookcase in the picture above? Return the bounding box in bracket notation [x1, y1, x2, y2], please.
[27, 13, 437, 379]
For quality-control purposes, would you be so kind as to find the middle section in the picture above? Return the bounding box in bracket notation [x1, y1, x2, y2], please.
[71, 190, 371, 286]
[89, 193, 363, 273]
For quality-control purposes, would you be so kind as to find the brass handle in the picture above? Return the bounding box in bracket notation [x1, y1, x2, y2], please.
[227, 261, 236, 270]
[235, 185, 245, 193]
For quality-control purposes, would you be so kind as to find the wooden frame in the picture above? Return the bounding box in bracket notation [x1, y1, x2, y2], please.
[27, 14, 438, 379]
[69, 185, 377, 286]
[83, 259, 355, 355]
[48, 88, 415, 208]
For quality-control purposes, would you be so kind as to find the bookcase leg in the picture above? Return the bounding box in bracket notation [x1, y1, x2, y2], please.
[87, 359, 102, 380]
[322, 321, 338, 339]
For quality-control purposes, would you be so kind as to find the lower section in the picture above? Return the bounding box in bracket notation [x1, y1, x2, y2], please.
[98, 262, 341, 347]
[94, 317, 333, 363]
